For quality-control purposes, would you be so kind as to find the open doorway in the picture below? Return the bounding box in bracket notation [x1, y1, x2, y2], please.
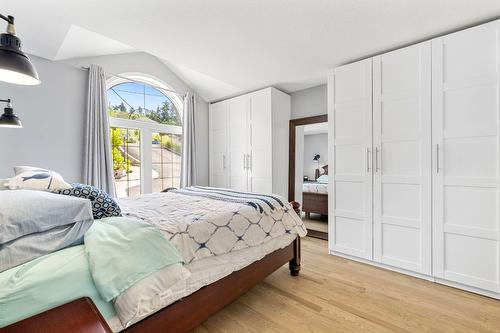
[289, 115, 328, 240]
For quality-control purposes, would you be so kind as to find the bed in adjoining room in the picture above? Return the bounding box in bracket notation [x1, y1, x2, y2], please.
[302, 166, 328, 219]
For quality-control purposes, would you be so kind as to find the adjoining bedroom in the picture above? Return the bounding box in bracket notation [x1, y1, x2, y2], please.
[1, 1, 500, 333]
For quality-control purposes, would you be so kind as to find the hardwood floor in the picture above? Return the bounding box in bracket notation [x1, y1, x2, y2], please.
[302, 212, 328, 233]
[192, 237, 500, 333]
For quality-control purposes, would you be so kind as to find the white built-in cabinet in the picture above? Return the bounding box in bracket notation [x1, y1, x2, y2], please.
[372, 42, 432, 275]
[209, 87, 290, 198]
[329, 20, 500, 298]
[328, 58, 373, 260]
[432, 22, 500, 293]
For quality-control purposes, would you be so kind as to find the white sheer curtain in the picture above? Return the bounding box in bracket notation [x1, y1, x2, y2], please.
[180, 92, 197, 187]
[83, 65, 116, 196]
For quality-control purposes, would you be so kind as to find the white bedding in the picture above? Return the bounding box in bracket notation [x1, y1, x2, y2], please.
[302, 182, 328, 194]
[108, 233, 297, 331]
[117, 191, 306, 264]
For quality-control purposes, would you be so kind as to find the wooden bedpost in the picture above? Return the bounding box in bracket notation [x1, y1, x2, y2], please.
[291, 200, 301, 215]
[289, 200, 301, 276]
[289, 237, 301, 276]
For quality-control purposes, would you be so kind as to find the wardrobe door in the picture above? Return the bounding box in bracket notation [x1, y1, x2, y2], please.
[249, 89, 272, 193]
[432, 21, 500, 292]
[209, 101, 229, 188]
[372, 42, 432, 274]
[329, 59, 373, 260]
[228, 96, 250, 191]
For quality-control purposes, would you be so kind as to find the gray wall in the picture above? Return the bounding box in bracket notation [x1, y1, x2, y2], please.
[0, 55, 87, 181]
[290, 84, 327, 119]
[303, 133, 328, 179]
[0, 52, 209, 186]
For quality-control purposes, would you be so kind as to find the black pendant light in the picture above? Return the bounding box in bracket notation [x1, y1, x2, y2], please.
[0, 14, 40, 85]
[0, 99, 22, 128]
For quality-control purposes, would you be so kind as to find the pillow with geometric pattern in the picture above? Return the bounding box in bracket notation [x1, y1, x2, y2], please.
[58, 183, 121, 220]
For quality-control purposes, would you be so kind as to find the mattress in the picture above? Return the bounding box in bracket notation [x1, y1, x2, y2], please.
[109, 233, 297, 331]
[302, 182, 328, 194]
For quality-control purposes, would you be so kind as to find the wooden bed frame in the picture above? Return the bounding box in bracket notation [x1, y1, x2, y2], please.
[302, 192, 328, 217]
[121, 202, 302, 333]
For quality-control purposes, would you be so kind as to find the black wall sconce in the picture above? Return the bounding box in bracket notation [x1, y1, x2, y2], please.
[0, 99, 22, 128]
[0, 13, 41, 129]
[0, 14, 40, 85]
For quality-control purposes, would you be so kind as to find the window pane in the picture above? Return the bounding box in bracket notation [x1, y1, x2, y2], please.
[111, 127, 141, 198]
[152, 132, 182, 192]
[107, 82, 182, 126]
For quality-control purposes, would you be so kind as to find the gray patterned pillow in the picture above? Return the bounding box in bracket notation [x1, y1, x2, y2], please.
[58, 183, 121, 220]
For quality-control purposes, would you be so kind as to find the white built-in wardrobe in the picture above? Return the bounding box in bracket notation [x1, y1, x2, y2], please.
[328, 19, 500, 298]
[209, 87, 290, 198]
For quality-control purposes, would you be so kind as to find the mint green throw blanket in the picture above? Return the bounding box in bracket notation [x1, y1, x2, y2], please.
[0, 217, 183, 328]
[85, 217, 183, 302]
[0, 245, 116, 327]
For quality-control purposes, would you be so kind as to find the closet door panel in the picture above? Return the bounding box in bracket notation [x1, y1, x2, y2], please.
[330, 59, 373, 260]
[432, 21, 500, 292]
[228, 97, 250, 191]
[373, 42, 432, 274]
[250, 90, 272, 193]
[209, 102, 228, 188]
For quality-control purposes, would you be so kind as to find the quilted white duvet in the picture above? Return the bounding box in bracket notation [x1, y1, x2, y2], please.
[117, 188, 306, 263]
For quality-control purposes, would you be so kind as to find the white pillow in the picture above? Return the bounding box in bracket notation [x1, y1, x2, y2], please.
[0, 179, 9, 190]
[317, 174, 328, 184]
[6, 166, 71, 192]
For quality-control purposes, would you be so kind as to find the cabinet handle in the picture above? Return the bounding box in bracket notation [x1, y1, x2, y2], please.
[223, 154, 226, 169]
[366, 148, 371, 172]
[436, 144, 440, 173]
[249, 153, 252, 171]
[243, 154, 247, 170]
[375, 147, 380, 173]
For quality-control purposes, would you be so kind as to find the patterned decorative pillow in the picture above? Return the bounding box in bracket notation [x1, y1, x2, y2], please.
[6, 166, 72, 192]
[59, 183, 121, 220]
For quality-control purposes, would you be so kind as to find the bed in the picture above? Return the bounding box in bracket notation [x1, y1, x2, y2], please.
[0, 187, 306, 332]
[302, 166, 328, 218]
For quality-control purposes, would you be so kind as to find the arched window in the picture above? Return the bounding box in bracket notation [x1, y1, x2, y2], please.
[106, 74, 183, 198]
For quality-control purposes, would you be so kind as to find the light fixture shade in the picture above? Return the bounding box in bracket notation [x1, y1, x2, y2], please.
[0, 33, 40, 85]
[0, 106, 22, 128]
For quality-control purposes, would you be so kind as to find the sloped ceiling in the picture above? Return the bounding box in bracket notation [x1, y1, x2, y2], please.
[6, 0, 500, 101]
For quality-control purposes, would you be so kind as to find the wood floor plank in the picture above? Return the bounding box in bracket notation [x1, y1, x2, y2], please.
[192, 237, 500, 333]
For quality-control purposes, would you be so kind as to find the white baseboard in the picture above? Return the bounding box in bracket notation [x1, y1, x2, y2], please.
[329, 250, 500, 300]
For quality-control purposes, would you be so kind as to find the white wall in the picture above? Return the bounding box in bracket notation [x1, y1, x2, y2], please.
[290, 84, 327, 119]
[0, 55, 87, 181]
[0, 52, 209, 186]
[303, 133, 328, 179]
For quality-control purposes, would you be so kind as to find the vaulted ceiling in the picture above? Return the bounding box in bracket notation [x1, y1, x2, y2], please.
[7, 0, 500, 101]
